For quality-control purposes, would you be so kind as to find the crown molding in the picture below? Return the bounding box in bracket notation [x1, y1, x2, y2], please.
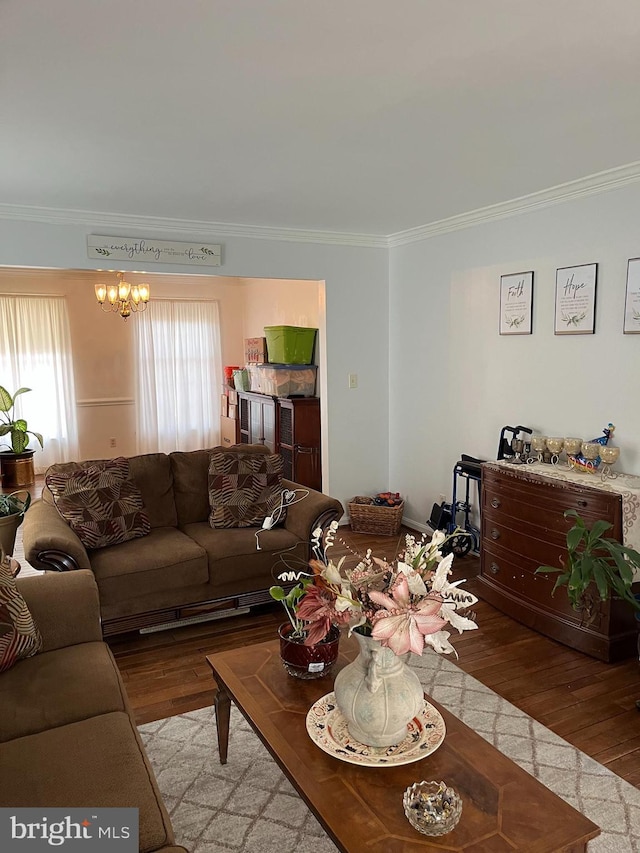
[0, 203, 387, 249]
[3, 160, 640, 251]
[387, 160, 640, 247]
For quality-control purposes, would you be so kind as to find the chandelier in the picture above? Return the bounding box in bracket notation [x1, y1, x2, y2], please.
[95, 272, 150, 319]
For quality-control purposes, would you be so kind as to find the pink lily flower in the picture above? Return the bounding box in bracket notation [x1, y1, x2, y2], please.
[368, 577, 447, 656]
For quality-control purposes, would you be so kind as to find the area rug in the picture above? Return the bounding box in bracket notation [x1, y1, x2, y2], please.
[139, 652, 640, 853]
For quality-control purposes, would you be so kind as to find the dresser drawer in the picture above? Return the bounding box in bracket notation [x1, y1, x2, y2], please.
[481, 515, 567, 566]
[482, 466, 620, 531]
[481, 545, 592, 626]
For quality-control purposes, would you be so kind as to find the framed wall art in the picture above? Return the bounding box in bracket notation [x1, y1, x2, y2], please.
[499, 271, 533, 335]
[623, 258, 640, 334]
[554, 263, 597, 335]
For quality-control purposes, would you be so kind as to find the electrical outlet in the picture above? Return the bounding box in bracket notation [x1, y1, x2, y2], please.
[348, 373, 358, 389]
[109, 438, 117, 448]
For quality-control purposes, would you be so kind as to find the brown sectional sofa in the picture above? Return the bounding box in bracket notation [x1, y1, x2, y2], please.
[22, 445, 343, 636]
[0, 570, 187, 853]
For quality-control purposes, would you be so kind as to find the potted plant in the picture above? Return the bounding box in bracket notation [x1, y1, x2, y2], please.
[0, 386, 44, 487]
[536, 509, 640, 623]
[0, 489, 31, 557]
[269, 578, 341, 680]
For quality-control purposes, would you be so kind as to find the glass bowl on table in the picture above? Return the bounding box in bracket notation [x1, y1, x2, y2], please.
[403, 780, 462, 837]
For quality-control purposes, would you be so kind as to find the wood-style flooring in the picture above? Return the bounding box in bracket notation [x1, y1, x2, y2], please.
[109, 526, 640, 788]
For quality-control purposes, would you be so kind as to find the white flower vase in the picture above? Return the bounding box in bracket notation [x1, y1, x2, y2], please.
[333, 631, 424, 747]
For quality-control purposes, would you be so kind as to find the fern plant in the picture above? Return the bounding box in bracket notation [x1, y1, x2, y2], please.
[536, 509, 640, 616]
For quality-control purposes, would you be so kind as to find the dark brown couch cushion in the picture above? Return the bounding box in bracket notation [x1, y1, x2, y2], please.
[90, 527, 209, 607]
[0, 641, 126, 742]
[127, 453, 178, 528]
[0, 713, 175, 853]
[46, 458, 150, 549]
[208, 449, 285, 528]
[0, 559, 42, 672]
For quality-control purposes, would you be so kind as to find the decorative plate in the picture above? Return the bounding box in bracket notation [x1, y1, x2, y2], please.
[305, 692, 446, 767]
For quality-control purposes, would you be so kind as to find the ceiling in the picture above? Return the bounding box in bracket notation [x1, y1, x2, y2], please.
[2, 0, 640, 237]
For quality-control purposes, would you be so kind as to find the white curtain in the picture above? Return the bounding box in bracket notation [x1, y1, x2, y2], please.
[135, 300, 222, 454]
[0, 296, 80, 473]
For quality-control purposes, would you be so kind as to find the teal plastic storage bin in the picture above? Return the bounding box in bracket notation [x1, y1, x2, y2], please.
[264, 325, 317, 365]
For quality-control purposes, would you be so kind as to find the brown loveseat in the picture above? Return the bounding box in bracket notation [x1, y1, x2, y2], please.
[22, 445, 343, 636]
[0, 570, 187, 853]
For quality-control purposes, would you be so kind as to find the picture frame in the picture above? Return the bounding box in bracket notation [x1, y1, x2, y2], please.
[623, 258, 640, 334]
[499, 271, 533, 335]
[554, 263, 597, 335]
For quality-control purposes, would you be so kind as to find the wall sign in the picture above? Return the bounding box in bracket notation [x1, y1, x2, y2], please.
[87, 235, 222, 266]
[624, 258, 640, 334]
[554, 263, 597, 335]
[499, 271, 533, 335]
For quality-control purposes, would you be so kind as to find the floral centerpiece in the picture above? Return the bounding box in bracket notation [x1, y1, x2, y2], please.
[289, 521, 479, 748]
[297, 521, 478, 655]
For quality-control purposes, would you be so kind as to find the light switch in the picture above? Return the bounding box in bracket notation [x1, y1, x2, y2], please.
[348, 373, 358, 389]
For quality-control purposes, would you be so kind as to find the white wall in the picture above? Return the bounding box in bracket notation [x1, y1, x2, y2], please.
[239, 277, 321, 342]
[390, 182, 640, 529]
[0, 220, 389, 512]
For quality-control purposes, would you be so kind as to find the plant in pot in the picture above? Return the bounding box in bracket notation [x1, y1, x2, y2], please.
[536, 509, 640, 624]
[269, 578, 341, 680]
[0, 490, 31, 557]
[0, 386, 44, 487]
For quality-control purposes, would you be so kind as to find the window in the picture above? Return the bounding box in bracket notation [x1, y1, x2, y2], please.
[0, 296, 79, 472]
[135, 300, 222, 454]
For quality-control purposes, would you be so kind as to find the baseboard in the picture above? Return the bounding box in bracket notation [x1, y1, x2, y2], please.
[139, 606, 250, 634]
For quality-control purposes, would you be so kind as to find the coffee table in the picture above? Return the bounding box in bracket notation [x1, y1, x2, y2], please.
[206, 637, 600, 852]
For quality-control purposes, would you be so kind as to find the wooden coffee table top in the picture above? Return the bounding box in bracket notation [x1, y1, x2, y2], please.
[206, 636, 600, 852]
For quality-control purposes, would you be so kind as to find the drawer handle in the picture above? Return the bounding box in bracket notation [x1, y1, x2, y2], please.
[490, 497, 501, 509]
[490, 528, 500, 540]
[577, 499, 588, 508]
[489, 562, 500, 575]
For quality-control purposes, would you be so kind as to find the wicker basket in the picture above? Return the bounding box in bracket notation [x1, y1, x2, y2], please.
[348, 496, 404, 536]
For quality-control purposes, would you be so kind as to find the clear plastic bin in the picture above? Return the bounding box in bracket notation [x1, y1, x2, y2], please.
[249, 364, 317, 397]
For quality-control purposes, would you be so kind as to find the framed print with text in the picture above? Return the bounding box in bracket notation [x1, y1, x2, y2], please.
[499, 271, 533, 335]
[554, 263, 597, 335]
[624, 258, 640, 333]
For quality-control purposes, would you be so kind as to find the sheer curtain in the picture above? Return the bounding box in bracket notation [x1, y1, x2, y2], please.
[135, 300, 222, 454]
[0, 296, 79, 473]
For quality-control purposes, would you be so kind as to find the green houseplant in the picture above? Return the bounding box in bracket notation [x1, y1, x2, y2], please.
[536, 509, 640, 621]
[0, 386, 43, 453]
[0, 489, 31, 556]
[0, 385, 43, 488]
[269, 577, 340, 680]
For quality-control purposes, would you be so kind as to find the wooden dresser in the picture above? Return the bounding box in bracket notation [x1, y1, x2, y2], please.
[479, 461, 639, 661]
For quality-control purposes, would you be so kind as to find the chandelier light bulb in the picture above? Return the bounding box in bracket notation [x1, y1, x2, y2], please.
[94, 272, 151, 320]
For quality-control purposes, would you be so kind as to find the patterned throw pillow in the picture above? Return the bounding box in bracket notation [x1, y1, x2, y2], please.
[208, 450, 285, 529]
[46, 457, 150, 550]
[0, 555, 43, 672]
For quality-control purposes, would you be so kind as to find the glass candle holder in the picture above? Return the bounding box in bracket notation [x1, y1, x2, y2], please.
[564, 437, 582, 457]
[403, 780, 462, 836]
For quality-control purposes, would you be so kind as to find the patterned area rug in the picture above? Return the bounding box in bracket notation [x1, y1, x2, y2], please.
[139, 653, 640, 853]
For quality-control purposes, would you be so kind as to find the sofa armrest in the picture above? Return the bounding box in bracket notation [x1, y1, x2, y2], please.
[22, 498, 90, 571]
[15, 570, 102, 651]
[282, 479, 344, 543]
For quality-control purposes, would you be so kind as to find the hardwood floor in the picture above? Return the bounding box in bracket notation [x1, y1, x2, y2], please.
[109, 526, 640, 788]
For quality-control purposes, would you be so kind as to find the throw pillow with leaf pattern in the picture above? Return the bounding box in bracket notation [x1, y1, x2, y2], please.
[46, 457, 150, 549]
[0, 555, 43, 672]
[208, 449, 286, 528]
